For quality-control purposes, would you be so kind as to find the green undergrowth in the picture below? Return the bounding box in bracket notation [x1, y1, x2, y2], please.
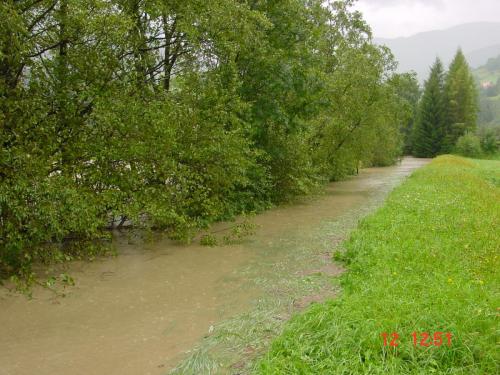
[257, 155, 499, 374]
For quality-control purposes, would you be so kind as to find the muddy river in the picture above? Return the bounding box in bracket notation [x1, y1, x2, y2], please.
[0, 158, 429, 375]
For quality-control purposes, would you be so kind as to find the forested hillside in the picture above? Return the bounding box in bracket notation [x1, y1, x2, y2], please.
[475, 54, 500, 84]
[375, 22, 500, 81]
[0, 0, 414, 279]
[476, 55, 500, 138]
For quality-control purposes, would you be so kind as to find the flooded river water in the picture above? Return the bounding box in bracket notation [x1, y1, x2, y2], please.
[0, 158, 429, 375]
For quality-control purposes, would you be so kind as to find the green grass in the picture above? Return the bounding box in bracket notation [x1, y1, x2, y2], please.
[169, 165, 418, 374]
[257, 156, 500, 374]
[169, 205, 382, 375]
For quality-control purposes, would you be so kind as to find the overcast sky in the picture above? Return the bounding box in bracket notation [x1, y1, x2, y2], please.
[353, 0, 500, 38]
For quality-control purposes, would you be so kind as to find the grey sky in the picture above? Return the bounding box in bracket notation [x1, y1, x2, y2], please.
[353, 0, 500, 38]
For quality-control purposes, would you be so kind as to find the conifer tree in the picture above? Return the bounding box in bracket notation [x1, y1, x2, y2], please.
[413, 58, 446, 157]
[442, 49, 479, 152]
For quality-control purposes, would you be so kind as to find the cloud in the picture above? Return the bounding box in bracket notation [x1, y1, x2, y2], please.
[354, 0, 500, 38]
[361, 0, 444, 8]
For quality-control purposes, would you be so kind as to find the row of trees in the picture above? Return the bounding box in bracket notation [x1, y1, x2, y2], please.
[411, 50, 479, 157]
[1, 0, 414, 278]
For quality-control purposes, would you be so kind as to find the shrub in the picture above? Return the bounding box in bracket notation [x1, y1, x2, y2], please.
[480, 129, 499, 155]
[454, 133, 482, 157]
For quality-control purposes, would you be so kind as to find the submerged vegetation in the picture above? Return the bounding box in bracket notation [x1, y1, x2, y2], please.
[1, 1, 415, 280]
[170, 162, 423, 374]
[257, 155, 499, 374]
[1, 2, 498, 373]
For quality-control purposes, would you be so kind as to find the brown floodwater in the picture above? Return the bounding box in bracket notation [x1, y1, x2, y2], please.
[0, 158, 429, 375]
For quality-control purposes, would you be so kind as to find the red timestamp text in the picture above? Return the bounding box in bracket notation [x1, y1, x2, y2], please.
[381, 332, 452, 347]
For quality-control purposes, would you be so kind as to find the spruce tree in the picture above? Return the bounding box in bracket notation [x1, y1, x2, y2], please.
[413, 58, 446, 157]
[442, 49, 479, 152]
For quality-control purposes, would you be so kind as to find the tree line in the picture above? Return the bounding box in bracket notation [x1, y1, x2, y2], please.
[409, 50, 482, 157]
[477, 55, 500, 150]
[0, 0, 417, 279]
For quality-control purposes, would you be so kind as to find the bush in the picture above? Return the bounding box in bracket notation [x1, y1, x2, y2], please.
[480, 129, 499, 154]
[454, 133, 482, 157]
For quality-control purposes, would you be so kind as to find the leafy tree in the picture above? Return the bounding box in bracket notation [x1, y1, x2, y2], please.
[391, 72, 420, 154]
[1, 0, 410, 280]
[413, 58, 446, 157]
[479, 98, 495, 124]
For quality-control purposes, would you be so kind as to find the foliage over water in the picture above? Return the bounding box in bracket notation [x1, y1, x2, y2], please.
[1, 1, 415, 281]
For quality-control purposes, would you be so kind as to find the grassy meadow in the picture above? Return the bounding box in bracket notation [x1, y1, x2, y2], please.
[257, 156, 499, 374]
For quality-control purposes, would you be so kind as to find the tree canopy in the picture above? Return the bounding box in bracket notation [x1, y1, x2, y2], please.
[1, 0, 415, 279]
[413, 58, 446, 157]
[412, 50, 479, 157]
[442, 49, 479, 152]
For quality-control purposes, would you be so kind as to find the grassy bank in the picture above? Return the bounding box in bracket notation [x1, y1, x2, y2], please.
[257, 156, 499, 374]
[169, 162, 426, 374]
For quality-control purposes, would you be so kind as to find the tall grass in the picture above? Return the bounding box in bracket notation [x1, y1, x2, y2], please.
[257, 156, 499, 374]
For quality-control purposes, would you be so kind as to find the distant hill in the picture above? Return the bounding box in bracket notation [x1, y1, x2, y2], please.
[473, 54, 500, 84]
[466, 44, 500, 69]
[375, 22, 500, 81]
[474, 55, 500, 133]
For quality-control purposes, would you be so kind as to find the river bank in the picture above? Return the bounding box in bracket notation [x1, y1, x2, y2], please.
[0, 158, 429, 375]
[257, 156, 499, 374]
